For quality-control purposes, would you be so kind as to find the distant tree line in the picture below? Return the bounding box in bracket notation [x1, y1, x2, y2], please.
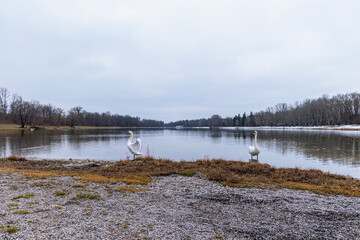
[166, 92, 360, 127]
[166, 111, 257, 128]
[2, 86, 359, 128]
[255, 93, 360, 126]
[0, 87, 164, 128]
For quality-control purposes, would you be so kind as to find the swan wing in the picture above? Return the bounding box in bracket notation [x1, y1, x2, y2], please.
[249, 145, 260, 155]
[248, 145, 254, 153]
[131, 138, 142, 153]
[127, 141, 136, 155]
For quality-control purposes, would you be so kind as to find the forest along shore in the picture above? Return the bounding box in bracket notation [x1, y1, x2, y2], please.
[219, 125, 360, 131]
[2, 87, 360, 130]
[4, 123, 360, 131]
[0, 157, 359, 239]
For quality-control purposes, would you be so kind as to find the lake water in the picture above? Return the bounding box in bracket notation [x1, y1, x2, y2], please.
[1, 128, 360, 178]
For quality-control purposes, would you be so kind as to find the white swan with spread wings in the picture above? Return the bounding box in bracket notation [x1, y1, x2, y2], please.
[127, 130, 143, 159]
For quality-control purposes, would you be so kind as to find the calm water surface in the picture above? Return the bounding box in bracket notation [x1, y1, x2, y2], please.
[1, 129, 360, 178]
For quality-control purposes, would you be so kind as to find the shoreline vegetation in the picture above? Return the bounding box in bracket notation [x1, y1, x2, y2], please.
[2, 87, 360, 130]
[0, 124, 165, 131]
[1, 156, 360, 197]
[2, 123, 360, 131]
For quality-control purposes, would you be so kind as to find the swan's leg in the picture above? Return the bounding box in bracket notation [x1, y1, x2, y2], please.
[256, 155, 258, 160]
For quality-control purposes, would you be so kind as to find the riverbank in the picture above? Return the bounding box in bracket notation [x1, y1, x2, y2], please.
[1, 157, 360, 239]
[3, 123, 360, 131]
[201, 125, 360, 131]
[2, 156, 360, 197]
[0, 124, 164, 131]
[0, 164, 359, 239]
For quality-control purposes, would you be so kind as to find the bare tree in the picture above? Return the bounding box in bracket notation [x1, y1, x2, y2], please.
[350, 92, 360, 123]
[0, 87, 10, 122]
[67, 106, 85, 127]
[9, 95, 35, 128]
[38, 104, 65, 126]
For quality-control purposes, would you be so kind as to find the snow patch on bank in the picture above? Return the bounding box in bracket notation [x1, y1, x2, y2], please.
[193, 125, 360, 131]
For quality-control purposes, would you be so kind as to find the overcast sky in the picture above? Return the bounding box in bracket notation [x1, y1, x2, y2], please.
[1, 1, 360, 122]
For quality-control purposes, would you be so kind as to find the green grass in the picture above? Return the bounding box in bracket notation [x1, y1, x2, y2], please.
[12, 193, 35, 200]
[215, 234, 225, 239]
[54, 190, 68, 196]
[179, 170, 197, 177]
[77, 193, 100, 199]
[3, 226, 19, 234]
[13, 210, 30, 214]
[71, 184, 85, 188]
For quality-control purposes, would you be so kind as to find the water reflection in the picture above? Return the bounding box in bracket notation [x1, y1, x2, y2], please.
[253, 130, 360, 166]
[1, 128, 360, 178]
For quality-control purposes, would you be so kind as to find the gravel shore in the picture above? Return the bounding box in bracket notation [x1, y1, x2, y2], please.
[0, 171, 359, 239]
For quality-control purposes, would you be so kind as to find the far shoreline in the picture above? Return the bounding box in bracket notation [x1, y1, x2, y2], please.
[2, 124, 360, 131]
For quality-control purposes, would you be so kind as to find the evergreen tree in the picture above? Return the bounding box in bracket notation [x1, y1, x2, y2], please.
[249, 111, 256, 126]
[241, 112, 246, 126]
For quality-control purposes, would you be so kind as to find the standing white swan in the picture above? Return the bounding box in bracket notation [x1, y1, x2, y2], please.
[249, 131, 260, 160]
[127, 131, 143, 159]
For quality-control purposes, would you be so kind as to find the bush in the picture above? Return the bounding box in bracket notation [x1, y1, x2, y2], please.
[6, 155, 26, 161]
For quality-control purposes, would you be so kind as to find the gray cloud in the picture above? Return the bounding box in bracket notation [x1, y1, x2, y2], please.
[1, 0, 360, 122]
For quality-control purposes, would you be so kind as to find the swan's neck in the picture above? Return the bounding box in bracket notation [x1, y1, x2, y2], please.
[254, 133, 258, 146]
[128, 132, 134, 142]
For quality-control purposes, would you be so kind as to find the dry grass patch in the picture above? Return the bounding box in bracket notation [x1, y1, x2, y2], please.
[117, 175, 151, 185]
[100, 157, 360, 197]
[20, 170, 67, 179]
[5, 155, 26, 161]
[0, 168, 68, 179]
[278, 181, 360, 197]
[74, 173, 151, 185]
[0, 124, 22, 130]
[0, 167, 18, 173]
[2, 156, 360, 197]
[222, 178, 360, 197]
